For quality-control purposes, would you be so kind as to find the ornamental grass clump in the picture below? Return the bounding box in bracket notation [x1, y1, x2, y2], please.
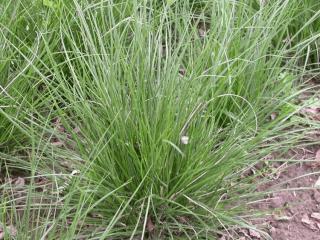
[1, 0, 319, 239]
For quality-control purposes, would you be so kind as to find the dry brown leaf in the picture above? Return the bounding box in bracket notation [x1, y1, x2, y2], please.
[51, 141, 64, 146]
[146, 216, 155, 233]
[89, 212, 103, 219]
[7, 225, 17, 237]
[14, 177, 25, 188]
[177, 216, 188, 224]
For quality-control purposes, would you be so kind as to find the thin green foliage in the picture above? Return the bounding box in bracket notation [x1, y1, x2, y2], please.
[0, 0, 320, 239]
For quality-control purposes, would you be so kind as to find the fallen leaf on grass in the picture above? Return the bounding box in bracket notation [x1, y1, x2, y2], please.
[89, 212, 104, 219]
[51, 140, 65, 146]
[177, 216, 188, 224]
[14, 177, 25, 188]
[147, 216, 155, 233]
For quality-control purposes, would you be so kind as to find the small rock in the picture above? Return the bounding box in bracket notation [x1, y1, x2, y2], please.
[270, 112, 277, 121]
[269, 226, 276, 234]
[181, 136, 189, 145]
[89, 212, 103, 218]
[311, 212, 320, 221]
[315, 177, 320, 188]
[314, 191, 320, 203]
[198, 28, 207, 38]
[316, 149, 320, 161]
[316, 223, 320, 230]
[71, 170, 80, 176]
[178, 68, 186, 76]
[301, 214, 312, 225]
[249, 229, 261, 238]
[301, 214, 318, 231]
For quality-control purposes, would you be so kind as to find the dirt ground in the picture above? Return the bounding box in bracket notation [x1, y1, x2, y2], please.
[257, 147, 320, 240]
[254, 80, 320, 240]
[218, 147, 320, 240]
[220, 77, 320, 240]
